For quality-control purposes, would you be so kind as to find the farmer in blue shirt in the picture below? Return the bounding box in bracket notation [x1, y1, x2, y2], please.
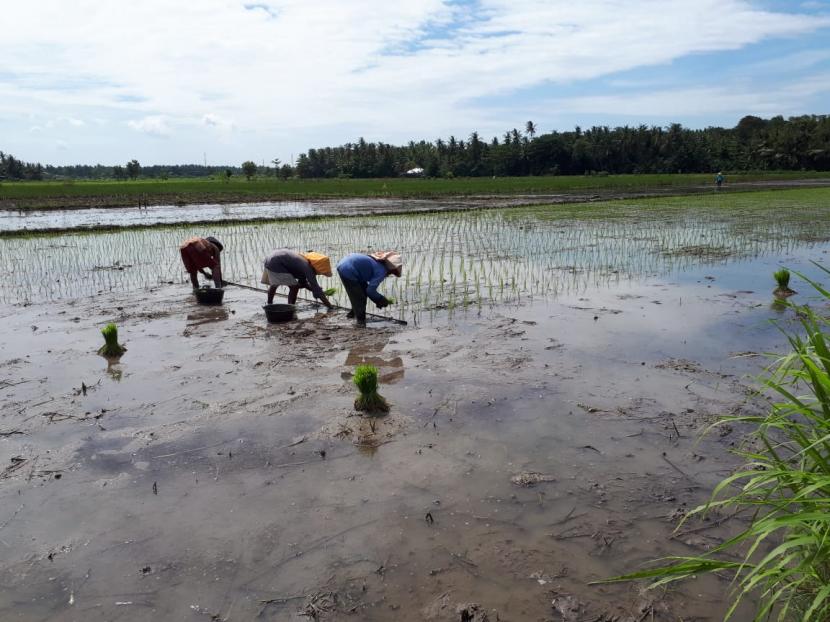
[336, 251, 402, 326]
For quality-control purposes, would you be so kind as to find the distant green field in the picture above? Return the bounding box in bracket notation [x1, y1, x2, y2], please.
[2, 171, 829, 207]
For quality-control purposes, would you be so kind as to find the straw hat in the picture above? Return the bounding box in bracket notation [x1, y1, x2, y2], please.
[370, 251, 403, 277]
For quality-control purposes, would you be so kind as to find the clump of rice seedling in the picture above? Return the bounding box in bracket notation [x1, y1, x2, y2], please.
[323, 287, 338, 296]
[773, 268, 790, 289]
[353, 365, 389, 414]
[98, 323, 126, 357]
[773, 268, 796, 297]
[774, 268, 790, 290]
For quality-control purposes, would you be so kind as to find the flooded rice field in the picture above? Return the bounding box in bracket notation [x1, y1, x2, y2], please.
[2, 191, 829, 316]
[0, 195, 561, 233]
[2, 189, 830, 621]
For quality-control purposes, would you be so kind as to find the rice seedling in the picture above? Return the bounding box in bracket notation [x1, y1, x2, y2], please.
[773, 268, 796, 296]
[2, 188, 830, 319]
[353, 365, 389, 414]
[598, 262, 830, 621]
[323, 287, 338, 296]
[98, 323, 126, 357]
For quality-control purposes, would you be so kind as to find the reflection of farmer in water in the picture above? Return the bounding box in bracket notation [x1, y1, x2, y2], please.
[715, 171, 725, 190]
[336, 251, 402, 327]
[180, 236, 224, 289]
[343, 340, 405, 384]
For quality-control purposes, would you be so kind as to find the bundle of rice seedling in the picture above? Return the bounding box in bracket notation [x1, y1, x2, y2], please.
[353, 365, 389, 414]
[324, 287, 338, 296]
[98, 323, 126, 357]
[773, 268, 796, 296]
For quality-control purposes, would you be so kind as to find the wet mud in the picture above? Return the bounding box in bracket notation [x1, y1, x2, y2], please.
[1, 246, 823, 621]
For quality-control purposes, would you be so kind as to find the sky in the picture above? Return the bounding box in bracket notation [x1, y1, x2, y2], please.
[2, 0, 830, 166]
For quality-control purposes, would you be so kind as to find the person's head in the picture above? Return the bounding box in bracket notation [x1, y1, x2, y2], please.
[205, 236, 224, 253]
[370, 251, 403, 278]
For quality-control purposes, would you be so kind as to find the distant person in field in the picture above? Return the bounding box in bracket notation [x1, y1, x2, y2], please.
[261, 249, 334, 308]
[180, 236, 224, 289]
[336, 251, 402, 327]
[715, 172, 725, 189]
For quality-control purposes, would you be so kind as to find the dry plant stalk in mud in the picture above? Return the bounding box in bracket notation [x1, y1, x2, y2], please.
[353, 365, 389, 414]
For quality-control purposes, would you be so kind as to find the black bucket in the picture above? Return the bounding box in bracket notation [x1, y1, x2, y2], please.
[263, 303, 296, 323]
[194, 287, 225, 305]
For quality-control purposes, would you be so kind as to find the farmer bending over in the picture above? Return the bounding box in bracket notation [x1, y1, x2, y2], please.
[336, 251, 402, 327]
[180, 236, 224, 289]
[262, 249, 334, 308]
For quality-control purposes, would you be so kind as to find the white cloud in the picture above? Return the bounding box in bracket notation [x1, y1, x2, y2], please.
[59, 117, 85, 127]
[202, 113, 235, 132]
[545, 74, 830, 118]
[127, 116, 171, 137]
[1, 1, 828, 163]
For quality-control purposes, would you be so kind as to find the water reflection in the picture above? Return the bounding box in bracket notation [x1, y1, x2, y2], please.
[105, 360, 123, 382]
[770, 298, 789, 314]
[184, 307, 229, 336]
[341, 339, 404, 384]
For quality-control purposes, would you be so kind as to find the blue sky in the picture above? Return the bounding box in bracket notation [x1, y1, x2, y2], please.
[2, 0, 829, 166]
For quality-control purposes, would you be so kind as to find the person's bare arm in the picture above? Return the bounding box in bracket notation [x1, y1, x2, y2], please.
[212, 259, 223, 288]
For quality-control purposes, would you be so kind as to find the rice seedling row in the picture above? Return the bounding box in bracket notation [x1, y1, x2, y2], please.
[3, 189, 830, 322]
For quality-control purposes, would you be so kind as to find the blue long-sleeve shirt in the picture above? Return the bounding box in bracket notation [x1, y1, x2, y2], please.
[336, 253, 388, 303]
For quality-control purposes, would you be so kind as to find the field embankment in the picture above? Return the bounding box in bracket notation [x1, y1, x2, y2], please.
[2, 172, 830, 210]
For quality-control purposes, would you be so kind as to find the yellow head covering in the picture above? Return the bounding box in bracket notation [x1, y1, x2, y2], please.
[301, 251, 332, 277]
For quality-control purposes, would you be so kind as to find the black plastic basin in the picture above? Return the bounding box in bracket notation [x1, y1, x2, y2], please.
[263, 303, 296, 323]
[194, 287, 225, 305]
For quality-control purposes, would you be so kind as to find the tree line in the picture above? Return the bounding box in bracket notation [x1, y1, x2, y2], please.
[2, 114, 828, 181]
[294, 115, 830, 178]
[0, 151, 45, 180]
[0, 155, 243, 181]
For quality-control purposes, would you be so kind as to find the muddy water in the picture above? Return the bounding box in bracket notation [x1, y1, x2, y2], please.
[0, 196, 559, 232]
[2, 198, 830, 620]
[1, 259, 827, 621]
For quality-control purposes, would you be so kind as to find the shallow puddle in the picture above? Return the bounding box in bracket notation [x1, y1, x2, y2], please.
[0, 195, 554, 233]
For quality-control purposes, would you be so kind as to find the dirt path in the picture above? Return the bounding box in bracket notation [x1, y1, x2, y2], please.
[0, 277, 784, 620]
